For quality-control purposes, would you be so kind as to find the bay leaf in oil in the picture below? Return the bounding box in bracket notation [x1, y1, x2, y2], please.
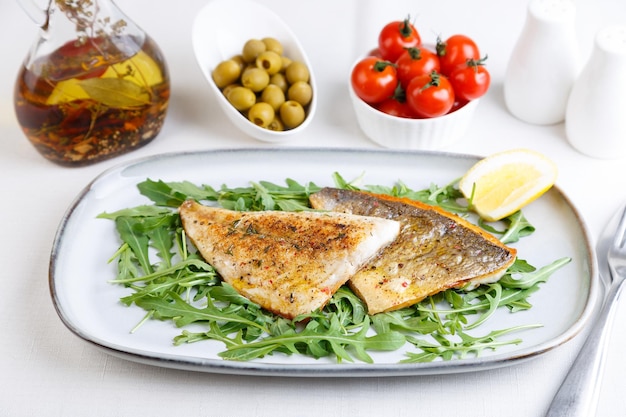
[78, 78, 151, 108]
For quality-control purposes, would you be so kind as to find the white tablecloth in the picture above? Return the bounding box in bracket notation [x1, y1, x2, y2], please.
[1, 1, 625, 416]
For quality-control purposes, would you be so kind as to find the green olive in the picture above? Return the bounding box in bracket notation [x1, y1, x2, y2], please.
[280, 56, 293, 72]
[230, 54, 246, 72]
[287, 81, 312, 107]
[262, 37, 283, 56]
[260, 84, 285, 111]
[241, 67, 269, 92]
[242, 39, 267, 63]
[285, 61, 310, 84]
[269, 73, 288, 93]
[222, 83, 242, 98]
[248, 102, 275, 128]
[227, 86, 256, 111]
[212, 59, 242, 89]
[279, 100, 305, 129]
[255, 51, 283, 75]
[267, 117, 285, 131]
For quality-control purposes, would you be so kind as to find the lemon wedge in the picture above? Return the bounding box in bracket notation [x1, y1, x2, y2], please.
[102, 51, 164, 87]
[459, 149, 558, 221]
[46, 78, 91, 105]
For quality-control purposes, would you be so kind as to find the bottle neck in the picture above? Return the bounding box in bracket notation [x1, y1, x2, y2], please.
[24, 0, 146, 75]
[52, 0, 144, 48]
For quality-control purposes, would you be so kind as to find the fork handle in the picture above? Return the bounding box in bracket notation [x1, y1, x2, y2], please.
[545, 278, 626, 417]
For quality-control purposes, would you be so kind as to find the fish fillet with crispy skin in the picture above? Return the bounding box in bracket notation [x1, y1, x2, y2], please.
[179, 200, 400, 319]
[309, 188, 517, 314]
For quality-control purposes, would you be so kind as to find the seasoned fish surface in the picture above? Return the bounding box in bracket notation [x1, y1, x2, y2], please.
[309, 188, 517, 314]
[179, 200, 400, 319]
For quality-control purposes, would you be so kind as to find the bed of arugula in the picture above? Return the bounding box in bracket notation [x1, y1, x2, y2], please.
[97, 173, 570, 363]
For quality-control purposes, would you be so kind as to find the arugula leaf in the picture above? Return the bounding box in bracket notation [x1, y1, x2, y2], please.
[218, 316, 405, 363]
[479, 210, 536, 244]
[401, 324, 541, 363]
[111, 243, 140, 282]
[208, 282, 259, 307]
[332, 172, 364, 190]
[114, 216, 152, 274]
[97, 205, 173, 219]
[392, 179, 468, 213]
[371, 309, 441, 335]
[135, 292, 267, 332]
[500, 257, 571, 289]
[137, 179, 191, 207]
[326, 287, 368, 329]
[148, 225, 175, 268]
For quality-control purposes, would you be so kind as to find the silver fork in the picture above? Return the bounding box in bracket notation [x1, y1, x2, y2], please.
[546, 204, 626, 417]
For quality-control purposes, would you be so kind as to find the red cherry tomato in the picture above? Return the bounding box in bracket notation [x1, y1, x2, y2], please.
[449, 56, 491, 101]
[52, 39, 109, 80]
[378, 17, 421, 62]
[436, 34, 480, 76]
[406, 71, 455, 118]
[449, 99, 470, 114]
[395, 46, 440, 89]
[376, 97, 416, 118]
[351, 57, 398, 104]
[367, 47, 382, 58]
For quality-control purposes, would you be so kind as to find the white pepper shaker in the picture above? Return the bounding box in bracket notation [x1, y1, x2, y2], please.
[504, 0, 580, 125]
[565, 25, 626, 159]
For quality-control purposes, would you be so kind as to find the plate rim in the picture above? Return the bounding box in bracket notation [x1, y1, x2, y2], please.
[48, 147, 601, 377]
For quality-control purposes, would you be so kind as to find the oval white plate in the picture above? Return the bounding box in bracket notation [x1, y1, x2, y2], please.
[49, 148, 599, 377]
[192, 0, 317, 143]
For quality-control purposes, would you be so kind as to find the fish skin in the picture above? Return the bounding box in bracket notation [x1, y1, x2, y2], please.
[309, 188, 517, 314]
[179, 200, 400, 319]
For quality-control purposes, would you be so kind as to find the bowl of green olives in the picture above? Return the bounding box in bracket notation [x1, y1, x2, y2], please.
[192, 0, 317, 142]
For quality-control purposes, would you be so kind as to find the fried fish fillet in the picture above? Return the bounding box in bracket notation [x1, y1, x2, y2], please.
[179, 200, 400, 319]
[309, 188, 517, 314]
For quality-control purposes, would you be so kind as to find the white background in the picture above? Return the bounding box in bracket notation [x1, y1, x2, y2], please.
[1, 0, 625, 416]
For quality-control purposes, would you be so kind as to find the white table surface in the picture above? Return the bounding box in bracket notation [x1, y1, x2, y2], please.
[1, 0, 625, 416]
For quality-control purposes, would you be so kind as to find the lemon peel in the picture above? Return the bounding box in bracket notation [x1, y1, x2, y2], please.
[459, 149, 558, 222]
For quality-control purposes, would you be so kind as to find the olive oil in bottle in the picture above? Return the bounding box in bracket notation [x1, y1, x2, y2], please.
[14, 0, 170, 166]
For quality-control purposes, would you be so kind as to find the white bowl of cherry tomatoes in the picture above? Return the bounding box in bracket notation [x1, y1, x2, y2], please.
[349, 17, 490, 150]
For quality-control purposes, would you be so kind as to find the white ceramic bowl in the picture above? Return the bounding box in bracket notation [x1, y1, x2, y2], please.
[348, 74, 479, 150]
[192, 0, 317, 143]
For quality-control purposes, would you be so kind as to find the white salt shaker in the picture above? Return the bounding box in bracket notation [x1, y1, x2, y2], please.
[504, 0, 580, 125]
[566, 25, 626, 159]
